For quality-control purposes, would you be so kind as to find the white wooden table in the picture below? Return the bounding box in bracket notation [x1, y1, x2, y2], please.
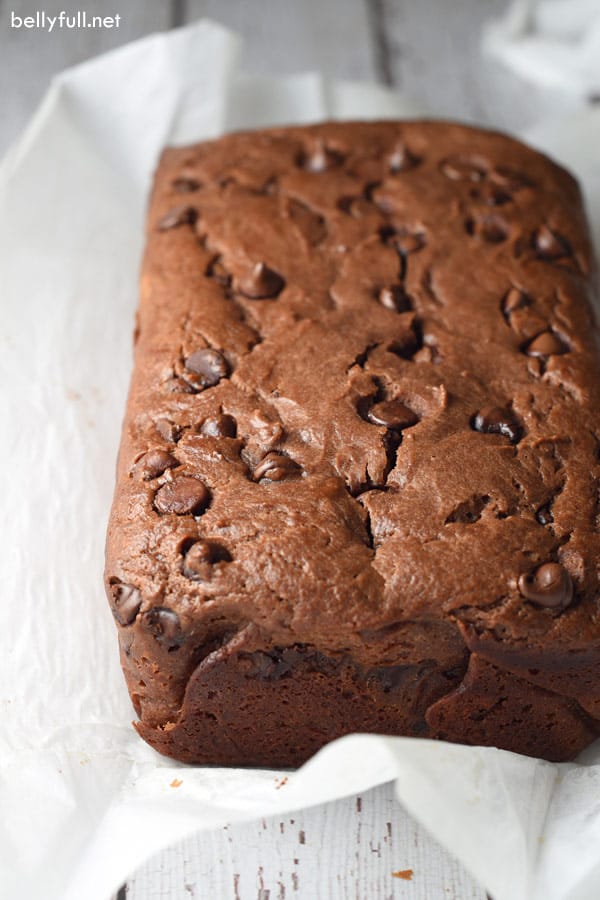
[1, 1, 559, 896]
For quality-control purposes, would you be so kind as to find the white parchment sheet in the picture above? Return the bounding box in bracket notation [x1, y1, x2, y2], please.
[2, 20, 600, 900]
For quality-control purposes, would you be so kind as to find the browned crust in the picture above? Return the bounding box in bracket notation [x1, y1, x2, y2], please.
[105, 120, 600, 764]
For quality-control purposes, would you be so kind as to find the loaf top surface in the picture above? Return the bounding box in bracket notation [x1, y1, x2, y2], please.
[106, 120, 600, 721]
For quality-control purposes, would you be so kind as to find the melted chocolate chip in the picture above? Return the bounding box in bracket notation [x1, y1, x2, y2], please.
[157, 205, 198, 230]
[534, 226, 571, 260]
[141, 607, 183, 648]
[185, 546, 213, 583]
[510, 311, 550, 342]
[378, 285, 412, 312]
[288, 199, 327, 245]
[337, 196, 373, 219]
[172, 177, 201, 193]
[166, 376, 196, 394]
[200, 413, 237, 438]
[502, 287, 529, 317]
[388, 143, 419, 173]
[182, 540, 231, 580]
[536, 505, 554, 526]
[518, 563, 573, 609]
[440, 156, 486, 182]
[524, 331, 569, 358]
[479, 219, 508, 243]
[110, 582, 142, 626]
[395, 231, 427, 255]
[237, 263, 285, 299]
[253, 453, 301, 482]
[155, 418, 181, 442]
[490, 167, 532, 192]
[367, 400, 419, 431]
[466, 216, 508, 243]
[301, 140, 345, 172]
[154, 477, 210, 516]
[184, 348, 229, 389]
[472, 406, 522, 444]
[471, 185, 512, 206]
[134, 449, 179, 480]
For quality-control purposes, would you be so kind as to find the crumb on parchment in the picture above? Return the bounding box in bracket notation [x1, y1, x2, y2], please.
[392, 869, 414, 880]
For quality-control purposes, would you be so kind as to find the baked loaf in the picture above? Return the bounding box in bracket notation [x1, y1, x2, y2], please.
[105, 121, 600, 766]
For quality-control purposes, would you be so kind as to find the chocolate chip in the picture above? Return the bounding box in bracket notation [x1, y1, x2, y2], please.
[502, 287, 529, 317]
[110, 582, 142, 626]
[388, 143, 419, 173]
[413, 343, 441, 364]
[134, 448, 179, 480]
[524, 331, 568, 357]
[472, 406, 522, 444]
[518, 563, 573, 609]
[184, 349, 229, 389]
[489, 189, 512, 206]
[166, 377, 196, 394]
[301, 140, 345, 173]
[466, 216, 508, 243]
[490, 167, 532, 192]
[395, 231, 426, 255]
[182, 541, 214, 581]
[480, 219, 508, 243]
[378, 285, 412, 313]
[367, 400, 419, 431]
[288, 199, 327, 245]
[155, 418, 181, 442]
[510, 310, 550, 342]
[154, 477, 210, 516]
[440, 156, 486, 182]
[536, 505, 554, 526]
[471, 185, 512, 206]
[182, 540, 230, 580]
[237, 263, 285, 299]
[337, 196, 373, 219]
[172, 176, 201, 193]
[157, 205, 198, 230]
[200, 413, 237, 438]
[534, 225, 571, 260]
[253, 453, 301, 482]
[141, 607, 183, 648]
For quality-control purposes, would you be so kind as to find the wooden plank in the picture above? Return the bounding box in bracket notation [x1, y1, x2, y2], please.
[125, 781, 487, 899]
[182, 0, 378, 83]
[0, 0, 172, 155]
[378, 0, 571, 134]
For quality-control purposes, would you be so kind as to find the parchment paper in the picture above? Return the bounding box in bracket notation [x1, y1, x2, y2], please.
[2, 20, 600, 900]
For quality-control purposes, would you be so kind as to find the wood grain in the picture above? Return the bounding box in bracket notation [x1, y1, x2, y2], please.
[378, 0, 573, 133]
[182, 0, 377, 82]
[125, 781, 487, 899]
[0, 0, 171, 154]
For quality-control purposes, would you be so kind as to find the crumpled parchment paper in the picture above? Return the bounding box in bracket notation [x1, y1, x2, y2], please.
[2, 20, 600, 900]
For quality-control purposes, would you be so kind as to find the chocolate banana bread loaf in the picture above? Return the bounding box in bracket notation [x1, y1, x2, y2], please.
[105, 120, 600, 766]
